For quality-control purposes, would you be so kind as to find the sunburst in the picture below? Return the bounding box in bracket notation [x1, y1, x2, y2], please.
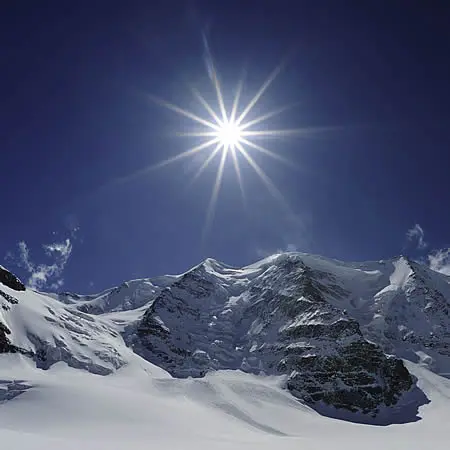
[91, 45, 345, 244]
[148, 58, 307, 238]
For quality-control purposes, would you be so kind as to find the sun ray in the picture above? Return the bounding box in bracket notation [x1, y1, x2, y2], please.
[239, 104, 296, 130]
[239, 137, 293, 166]
[148, 94, 219, 130]
[98, 138, 221, 193]
[236, 62, 284, 125]
[236, 143, 291, 213]
[240, 129, 300, 137]
[175, 131, 218, 137]
[230, 73, 245, 122]
[190, 143, 222, 183]
[241, 125, 344, 138]
[230, 147, 246, 206]
[153, 138, 220, 170]
[203, 149, 228, 241]
[190, 86, 222, 124]
[209, 62, 228, 122]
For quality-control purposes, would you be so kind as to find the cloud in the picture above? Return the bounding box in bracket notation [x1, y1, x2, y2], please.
[253, 210, 313, 260]
[8, 238, 73, 291]
[44, 239, 72, 258]
[406, 223, 427, 250]
[428, 248, 450, 276]
[255, 243, 300, 260]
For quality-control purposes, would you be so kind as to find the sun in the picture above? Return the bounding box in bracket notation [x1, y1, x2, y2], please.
[144, 58, 302, 238]
[98, 47, 338, 241]
[215, 120, 243, 151]
[129, 52, 336, 240]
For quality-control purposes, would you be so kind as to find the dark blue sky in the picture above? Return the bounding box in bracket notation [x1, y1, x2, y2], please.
[1, 1, 450, 293]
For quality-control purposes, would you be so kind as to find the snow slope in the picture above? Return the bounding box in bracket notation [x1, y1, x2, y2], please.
[0, 355, 448, 449]
[0, 280, 167, 376]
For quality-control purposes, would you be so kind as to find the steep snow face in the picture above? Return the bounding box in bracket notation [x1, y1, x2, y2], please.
[362, 259, 450, 376]
[0, 281, 151, 375]
[54, 275, 178, 314]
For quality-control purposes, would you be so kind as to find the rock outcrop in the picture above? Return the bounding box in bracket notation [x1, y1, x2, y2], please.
[0, 320, 14, 353]
[0, 266, 25, 291]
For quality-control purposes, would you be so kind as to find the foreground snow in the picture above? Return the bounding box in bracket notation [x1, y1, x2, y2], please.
[0, 356, 448, 449]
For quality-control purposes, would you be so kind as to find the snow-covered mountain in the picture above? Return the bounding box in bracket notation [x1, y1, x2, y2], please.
[1, 253, 450, 427]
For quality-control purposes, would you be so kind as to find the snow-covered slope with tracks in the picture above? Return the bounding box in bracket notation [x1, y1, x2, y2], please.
[0, 355, 448, 450]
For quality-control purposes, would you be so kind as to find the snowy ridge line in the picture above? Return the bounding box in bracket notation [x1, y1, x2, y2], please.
[1, 252, 450, 422]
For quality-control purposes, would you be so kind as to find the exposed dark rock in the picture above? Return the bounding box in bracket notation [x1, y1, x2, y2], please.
[0, 289, 19, 305]
[0, 266, 25, 291]
[0, 321, 13, 353]
[0, 320, 29, 355]
[284, 341, 412, 414]
[0, 379, 32, 403]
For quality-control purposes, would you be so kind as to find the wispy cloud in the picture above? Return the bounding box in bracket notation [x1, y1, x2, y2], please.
[252, 212, 313, 258]
[254, 212, 312, 259]
[44, 240, 72, 258]
[7, 238, 73, 291]
[285, 243, 298, 252]
[405, 223, 427, 250]
[428, 248, 450, 276]
[255, 243, 299, 260]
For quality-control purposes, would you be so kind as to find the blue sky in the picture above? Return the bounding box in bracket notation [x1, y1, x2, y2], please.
[1, 1, 450, 293]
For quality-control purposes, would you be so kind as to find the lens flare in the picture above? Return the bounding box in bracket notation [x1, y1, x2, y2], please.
[111, 52, 338, 241]
[149, 61, 302, 237]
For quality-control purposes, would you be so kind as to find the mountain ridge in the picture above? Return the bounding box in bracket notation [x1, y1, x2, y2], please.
[2, 252, 450, 422]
